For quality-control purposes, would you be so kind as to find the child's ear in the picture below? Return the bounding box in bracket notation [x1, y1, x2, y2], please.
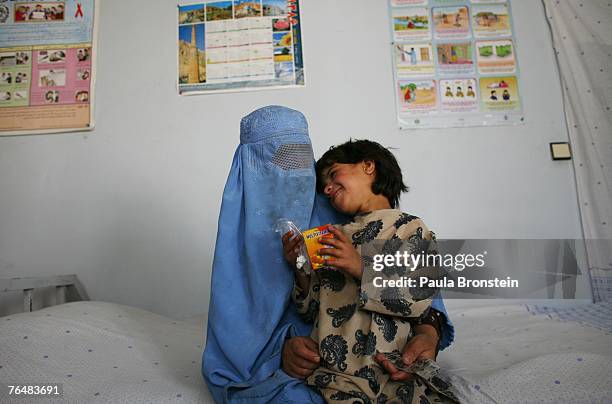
[363, 160, 376, 175]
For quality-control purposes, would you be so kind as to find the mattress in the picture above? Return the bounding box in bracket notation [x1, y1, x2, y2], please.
[0, 301, 212, 403]
[1, 300, 611, 403]
[438, 301, 612, 403]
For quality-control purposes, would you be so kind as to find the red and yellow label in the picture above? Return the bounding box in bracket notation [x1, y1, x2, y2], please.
[302, 224, 334, 270]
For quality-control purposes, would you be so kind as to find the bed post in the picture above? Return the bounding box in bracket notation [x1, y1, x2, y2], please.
[56, 285, 67, 305]
[1, 275, 88, 313]
[23, 288, 33, 312]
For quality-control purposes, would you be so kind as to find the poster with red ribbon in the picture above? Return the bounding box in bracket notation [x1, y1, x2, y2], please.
[0, 0, 98, 136]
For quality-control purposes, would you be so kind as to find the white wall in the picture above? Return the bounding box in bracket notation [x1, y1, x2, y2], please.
[0, 0, 582, 318]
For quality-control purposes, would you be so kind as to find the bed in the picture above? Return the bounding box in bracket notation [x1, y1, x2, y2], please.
[0, 276, 212, 403]
[439, 301, 612, 403]
[1, 277, 611, 403]
[0, 301, 211, 403]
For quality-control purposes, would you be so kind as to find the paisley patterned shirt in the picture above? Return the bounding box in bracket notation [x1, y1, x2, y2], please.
[292, 209, 439, 395]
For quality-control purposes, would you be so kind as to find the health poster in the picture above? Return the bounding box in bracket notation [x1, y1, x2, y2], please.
[389, 0, 524, 129]
[178, 0, 304, 95]
[0, 0, 97, 136]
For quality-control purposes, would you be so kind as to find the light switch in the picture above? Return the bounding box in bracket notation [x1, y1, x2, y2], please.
[550, 142, 571, 160]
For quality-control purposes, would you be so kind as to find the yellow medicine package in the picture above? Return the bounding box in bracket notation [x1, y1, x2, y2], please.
[302, 224, 334, 270]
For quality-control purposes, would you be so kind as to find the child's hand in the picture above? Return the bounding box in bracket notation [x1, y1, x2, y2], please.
[282, 231, 303, 269]
[374, 325, 439, 381]
[317, 226, 363, 279]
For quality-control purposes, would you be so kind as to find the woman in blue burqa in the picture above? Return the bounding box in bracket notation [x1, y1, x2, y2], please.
[202, 106, 454, 403]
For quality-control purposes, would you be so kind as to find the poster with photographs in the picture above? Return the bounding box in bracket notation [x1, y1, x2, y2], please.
[0, 0, 97, 136]
[389, 0, 524, 129]
[178, 0, 304, 95]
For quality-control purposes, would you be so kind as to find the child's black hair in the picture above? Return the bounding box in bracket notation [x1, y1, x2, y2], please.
[315, 139, 408, 208]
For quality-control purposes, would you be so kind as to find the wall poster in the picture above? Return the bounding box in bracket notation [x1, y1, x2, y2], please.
[178, 0, 304, 95]
[0, 0, 97, 136]
[390, 0, 524, 129]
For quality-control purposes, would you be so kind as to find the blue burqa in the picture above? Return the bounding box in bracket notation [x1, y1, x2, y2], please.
[202, 106, 453, 403]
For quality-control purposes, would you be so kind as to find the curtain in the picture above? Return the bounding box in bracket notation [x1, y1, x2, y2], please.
[541, 0, 612, 302]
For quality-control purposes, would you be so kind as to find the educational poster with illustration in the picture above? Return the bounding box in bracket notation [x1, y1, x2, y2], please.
[389, 0, 523, 129]
[0, 0, 97, 136]
[178, 0, 304, 94]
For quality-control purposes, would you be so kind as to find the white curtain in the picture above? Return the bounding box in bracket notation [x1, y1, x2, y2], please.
[541, 0, 612, 302]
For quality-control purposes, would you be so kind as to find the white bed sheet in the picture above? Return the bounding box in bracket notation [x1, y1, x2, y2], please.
[0, 301, 212, 403]
[438, 302, 612, 403]
[1, 301, 611, 403]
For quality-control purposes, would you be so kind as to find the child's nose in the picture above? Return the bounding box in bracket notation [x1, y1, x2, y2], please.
[324, 183, 333, 195]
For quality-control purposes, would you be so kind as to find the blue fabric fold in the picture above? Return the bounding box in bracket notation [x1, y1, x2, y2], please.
[202, 105, 453, 403]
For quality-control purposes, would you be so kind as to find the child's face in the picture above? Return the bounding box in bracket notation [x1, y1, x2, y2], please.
[320, 161, 375, 215]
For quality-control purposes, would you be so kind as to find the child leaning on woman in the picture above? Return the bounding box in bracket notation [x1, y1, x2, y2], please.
[282, 140, 458, 403]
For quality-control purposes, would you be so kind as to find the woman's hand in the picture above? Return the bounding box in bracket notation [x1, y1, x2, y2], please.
[317, 226, 363, 279]
[282, 336, 320, 379]
[374, 324, 439, 381]
[282, 231, 310, 293]
[282, 231, 303, 269]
